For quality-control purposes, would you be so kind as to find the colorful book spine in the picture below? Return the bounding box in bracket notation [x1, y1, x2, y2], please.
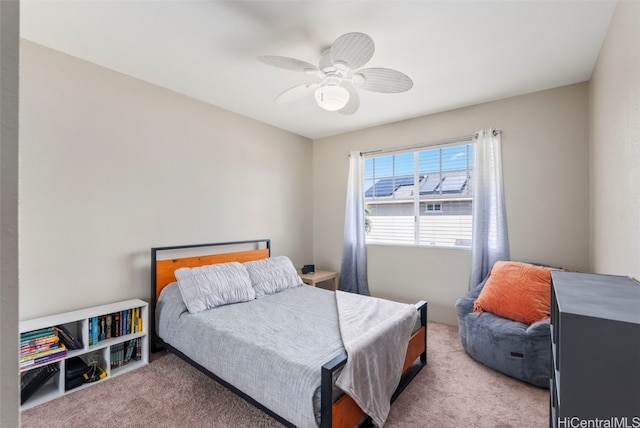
[54, 325, 83, 350]
[20, 327, 56, 341]
[20, 343, 58, 354]
[20, 343, 63, 359]
[98, 316, 106, 342]
[124, 340, 135, 364]
[114, 312, 120, 338]
[137, 308, 143, 333]
[19, 327, 67, 368]
[106, 315, 112, 339]
[19, 344, 65, 361]
[20, 348, 67, 369]
[91, 317, 98, 345]
[110, 342, 130, 369]
[88, 318, 93, 346]
[20, 335, 59, 349]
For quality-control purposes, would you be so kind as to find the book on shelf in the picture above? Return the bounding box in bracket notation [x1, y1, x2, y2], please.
[106, 314, 112, 339]
[20, 348, 67, 369]
[20, 363, 59, 404]
[21, 333, 58, 344]
[98, 316, 106, 342]
[86, 307, 144, 347]
[135, 336, 142, 360]
[20, 327, 56, 341]
[54, 325, 83, 350]
[20, 340, 59, 355]
[20, 342, 65, 360]
[124, 339, 135, 363]
[110, 343, 122, 369]
[20, 335, 59, 348]
[20, 327, 67, 369]
[114, 312, 120, 338]
[91, 317, 98, 345]
[110, 338, 141, 369]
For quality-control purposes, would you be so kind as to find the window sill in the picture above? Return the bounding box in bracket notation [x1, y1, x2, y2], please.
[366, 241, 471, 251]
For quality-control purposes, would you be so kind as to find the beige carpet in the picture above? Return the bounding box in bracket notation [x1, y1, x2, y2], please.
[21, 322, 548, 428]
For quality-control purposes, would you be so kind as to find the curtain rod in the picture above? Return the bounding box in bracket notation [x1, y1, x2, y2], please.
[359, 129, 502, 157]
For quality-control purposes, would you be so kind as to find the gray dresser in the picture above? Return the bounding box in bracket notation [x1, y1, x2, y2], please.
[550, 271, 640, 427]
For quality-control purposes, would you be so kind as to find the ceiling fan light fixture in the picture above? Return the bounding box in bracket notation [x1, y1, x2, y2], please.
[259, 32, 411, 115]
[314, 85, 350, 111]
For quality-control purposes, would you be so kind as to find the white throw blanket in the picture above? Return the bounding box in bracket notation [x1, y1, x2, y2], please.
[334, 291, 418, 427]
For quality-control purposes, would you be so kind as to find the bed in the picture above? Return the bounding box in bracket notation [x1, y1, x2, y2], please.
[151, 239, 427, 428]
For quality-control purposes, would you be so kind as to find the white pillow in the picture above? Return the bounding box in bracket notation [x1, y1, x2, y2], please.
[244, 256, 303, 298]
[175, 262, 255, 314]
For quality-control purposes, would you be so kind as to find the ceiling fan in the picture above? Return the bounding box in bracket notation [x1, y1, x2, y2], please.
[257, 32, 413, 115]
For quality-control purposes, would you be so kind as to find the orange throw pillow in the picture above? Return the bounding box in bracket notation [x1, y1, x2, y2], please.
[473, 261, 553, 325]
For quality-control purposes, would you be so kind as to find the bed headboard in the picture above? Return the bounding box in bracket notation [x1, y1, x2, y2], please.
[150, 239, 270, 352]
[151, 239, 271, 301]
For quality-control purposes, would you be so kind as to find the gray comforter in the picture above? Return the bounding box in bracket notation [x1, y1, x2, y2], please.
[157, 283, 416, 427]
[335, 290, 417, 427]
[157, 283, 343, 427]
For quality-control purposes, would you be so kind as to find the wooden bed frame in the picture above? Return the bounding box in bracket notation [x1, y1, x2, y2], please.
[150, 239, 427, 428]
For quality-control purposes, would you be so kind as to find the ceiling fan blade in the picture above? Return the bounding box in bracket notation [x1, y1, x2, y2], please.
[257, 55, 319, 73]
[275, 83, 317, 104]
[338, 85, 360, 115]
[357, 68, 413, 93]
[329, 32, 375, 69]
[318, 48, 332, 70]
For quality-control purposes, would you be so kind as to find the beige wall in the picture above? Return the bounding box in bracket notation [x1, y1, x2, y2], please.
[4, 3, 637, 421]
[1, 1, 20, 426]
[313, 83, 591, 324]
[590, 0, 640, 280]
[19, 41, 313, 320]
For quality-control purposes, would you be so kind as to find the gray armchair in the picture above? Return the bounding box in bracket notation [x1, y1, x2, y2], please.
[455, 276, 550, 388]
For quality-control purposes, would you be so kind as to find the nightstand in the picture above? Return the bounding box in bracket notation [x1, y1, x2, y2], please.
[297, 270, 339, 291]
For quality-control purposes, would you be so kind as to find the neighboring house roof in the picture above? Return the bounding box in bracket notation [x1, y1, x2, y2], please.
[364, 175, 424, 198]
[365, 173, 471, 200]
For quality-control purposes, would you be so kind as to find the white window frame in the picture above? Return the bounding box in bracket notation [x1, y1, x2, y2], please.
[426, 203, 442, 212]
[363, 139, 474, 248]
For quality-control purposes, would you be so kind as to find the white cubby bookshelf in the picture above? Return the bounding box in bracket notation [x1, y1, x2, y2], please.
[19, 299, 149, 410]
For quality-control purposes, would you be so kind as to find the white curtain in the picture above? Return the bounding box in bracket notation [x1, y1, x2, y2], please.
[339, 151, 370, 295]
[469, 129, 510, 289]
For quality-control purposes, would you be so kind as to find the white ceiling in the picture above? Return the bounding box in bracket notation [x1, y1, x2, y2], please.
[20, 1, 617, 140]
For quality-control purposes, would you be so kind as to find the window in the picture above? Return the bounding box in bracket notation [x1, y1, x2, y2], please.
[364, 140, 474, 247]
[426, 203, 442, 212]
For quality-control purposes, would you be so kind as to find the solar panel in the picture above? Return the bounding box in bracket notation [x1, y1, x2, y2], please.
[419, 175, 442, 194]
[364, 176, 420, 197]
[394, 176, 416, 187]
[365, 178, 394, 197]
[440, 174, 468, 193]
